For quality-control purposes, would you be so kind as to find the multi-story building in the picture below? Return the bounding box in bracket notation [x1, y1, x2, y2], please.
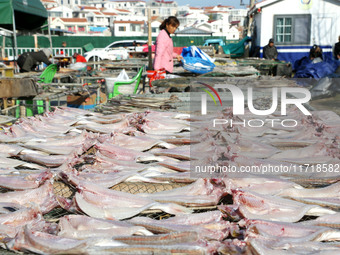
[228, 9, 248, 27]
[41, 0, 59, 9]
[147, 0, 178, 19]
[56, 0, 83, 8]
[73, 5, 100, 18]
[47, 6, 74, 18]
[178, 12, 209, 29]
[113, 20, 145, 36]
[50, 17, 89, 35]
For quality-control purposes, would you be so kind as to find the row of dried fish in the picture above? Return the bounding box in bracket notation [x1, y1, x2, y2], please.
[0, 105, 339, 254]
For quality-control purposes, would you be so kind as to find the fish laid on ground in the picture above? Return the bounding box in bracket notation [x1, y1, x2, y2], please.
[243, 219, 340, 243]
[72, 181, 192, 220]
[58, 215, 152, 239]
[0, 170, 52, 190]
[138, 178, 226, 207]
[0, 181, 58, 213]
[232, 189, 335, 222]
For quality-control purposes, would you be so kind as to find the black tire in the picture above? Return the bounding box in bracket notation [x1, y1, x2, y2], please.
[88, 56, 102, 62]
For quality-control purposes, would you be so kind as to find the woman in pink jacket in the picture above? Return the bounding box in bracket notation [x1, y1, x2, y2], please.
[153, 16, 182, 73]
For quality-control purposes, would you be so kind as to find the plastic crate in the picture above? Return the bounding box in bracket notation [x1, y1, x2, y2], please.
[182, 57, 215, 74]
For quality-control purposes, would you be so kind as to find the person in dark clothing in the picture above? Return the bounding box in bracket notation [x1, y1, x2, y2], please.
[17, 49, 52, 73]
[263, 38, 278, 60]
[309, 44, 323, 63]
[334, 35, 340, 60]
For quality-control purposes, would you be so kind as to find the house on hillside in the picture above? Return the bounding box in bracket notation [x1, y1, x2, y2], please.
[148, 0, 178, 19]
[113, 20, 145, 36]
[41, 0, 58, 9]
[47, 6, 73, 18]
[50, 17, 89, 35]
[249, 0, 340, 63]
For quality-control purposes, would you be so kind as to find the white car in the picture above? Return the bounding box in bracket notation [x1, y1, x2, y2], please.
[84, 40, 148, 61]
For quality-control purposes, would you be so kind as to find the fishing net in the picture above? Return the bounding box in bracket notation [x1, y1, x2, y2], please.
[110, 182, 187, 194]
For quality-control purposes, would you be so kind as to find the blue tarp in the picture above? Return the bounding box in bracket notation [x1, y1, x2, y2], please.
[294, 56, 340, 79]
[89, 26, 108, 32]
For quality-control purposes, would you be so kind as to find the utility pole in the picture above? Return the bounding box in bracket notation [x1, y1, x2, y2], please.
[247, 0, 256, 37]
[244, 0, 256, 57]
[147, 7, 152, 70]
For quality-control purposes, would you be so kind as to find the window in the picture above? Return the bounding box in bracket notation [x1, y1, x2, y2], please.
[152, 27, 157, 33]
[131, 24, 141, 32]
[118, 26, 126, 32]
[152, 10, 156, 15]
[274, 14, 311, 45]
[78, 26, 85, 32]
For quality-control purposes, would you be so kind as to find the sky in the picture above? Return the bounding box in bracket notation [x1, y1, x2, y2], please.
[175, 0, 245, 8]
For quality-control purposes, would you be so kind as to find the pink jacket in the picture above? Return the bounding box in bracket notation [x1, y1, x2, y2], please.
[153, 29, 178, 73]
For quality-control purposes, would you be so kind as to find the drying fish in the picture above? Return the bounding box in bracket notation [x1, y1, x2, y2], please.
[278, 182, 340, 198]
[0, 205, 42, 238]
[71, 180, 192, 220]
[0, 170, 52, 190]
[113, 231, 198, 245]
[0, 181, 58, 213]
[223, 176, 300, 195]
[232, 189, 335, 222]
[153, 146, 191, 160]
[304, 213, 340, 228]
[138, 178, 227, 207]
[0, 156, 27, 169]
[58, 215, 152, 239]
[249, 239, 340, 255]
[95, 142, 162, 163]
[128, 216, 230, 241]
[13, 225, 121, 255]
[19, 150, 81, 168]
[243, 219, 340, 243]
[0, 144, 24, 157]
[0, 202, 24, 214]
[158, 160, 191, 172]
[101, 132, 175, 151]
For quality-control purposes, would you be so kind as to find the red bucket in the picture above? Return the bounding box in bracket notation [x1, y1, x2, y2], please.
[147, 69, 166, 87]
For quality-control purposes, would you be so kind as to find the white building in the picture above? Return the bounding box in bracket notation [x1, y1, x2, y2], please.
[178, 12, 209, 29]
[73, 5, 100, 18]
[147, 0, 178, 19]
[228, 9, 247, 27]
[113, 20, 145, 36]
[47, 6, 73, 18]
[50, 17, 89, 35]
[249, 0, 340, 63]
[41, 0, 59, 9]
[87, 11, 110, 27]
[56, 0, 83, 8]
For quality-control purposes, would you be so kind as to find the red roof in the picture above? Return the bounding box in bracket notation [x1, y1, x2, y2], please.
[78, 6, 99, 10]
[41, 0, 57, 3]
[59, 18, 88, 23]
[116, 9, 131, 12]
[93, 12, 103, 15]
[114, 20, 144, 24]
[204, 11, 228, 14]
[102, 12, 118, 16]
[155, 0, 174, 4]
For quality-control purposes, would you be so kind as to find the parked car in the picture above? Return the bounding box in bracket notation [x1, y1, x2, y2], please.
[203, 39, 225, 53]
[84, 40, 148, 61]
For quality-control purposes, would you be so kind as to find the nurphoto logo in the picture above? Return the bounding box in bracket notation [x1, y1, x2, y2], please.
[200, 84, 312, 128]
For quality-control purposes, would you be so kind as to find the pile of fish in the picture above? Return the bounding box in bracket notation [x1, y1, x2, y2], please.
[0, 105, 339, 254]
[97, 94, 181, 113]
